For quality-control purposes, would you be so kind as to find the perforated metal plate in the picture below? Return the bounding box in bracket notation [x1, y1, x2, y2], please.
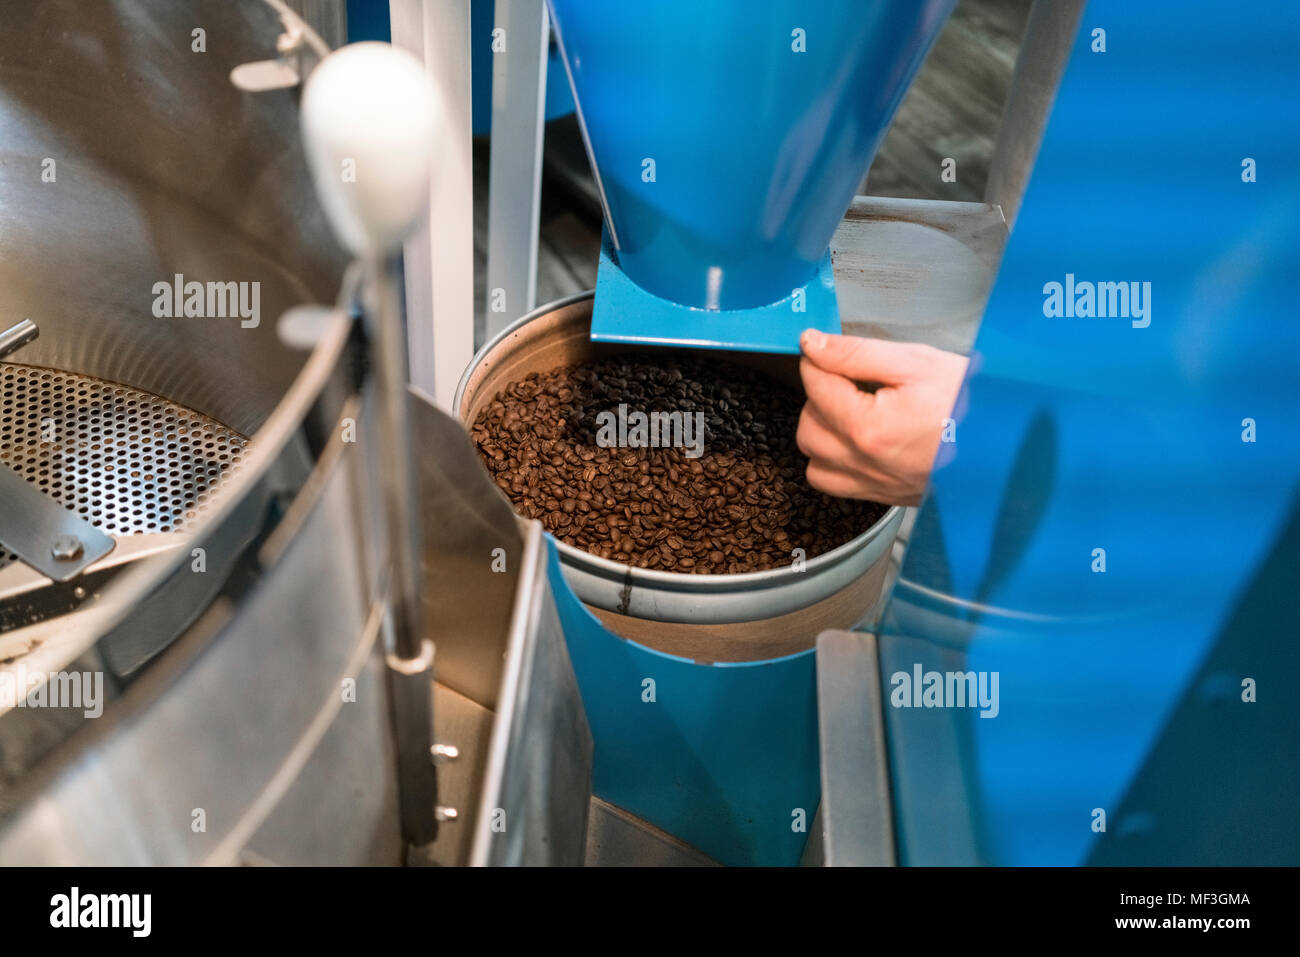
[0, 363, 247, 571]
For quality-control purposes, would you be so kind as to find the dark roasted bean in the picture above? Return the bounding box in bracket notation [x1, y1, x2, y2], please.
[470, 354, 886, 574]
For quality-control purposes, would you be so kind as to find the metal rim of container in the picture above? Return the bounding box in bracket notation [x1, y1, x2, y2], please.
[454, 290, 904, 620]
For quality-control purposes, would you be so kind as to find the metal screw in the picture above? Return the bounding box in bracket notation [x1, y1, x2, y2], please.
[51, 535, 84, 562]
[431, 744, 459, 764]
[434, 806, 458, 823]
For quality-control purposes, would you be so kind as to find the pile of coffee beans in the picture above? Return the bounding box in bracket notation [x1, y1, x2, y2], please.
[470, 354, 887, 575]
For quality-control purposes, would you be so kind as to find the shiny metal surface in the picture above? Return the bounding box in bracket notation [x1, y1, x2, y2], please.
[0, 350, 593, 864]
[470, 522, 593, 866]
[585, 798, 717, 867]
[0, 534, 182, 624]
[983, 0, 1085, 230]
[0, 364, 247, 570]
[0, 300, 369, 852]
[0, 464, 115, 582]
[808, 630, 895, 866]
[411, 392, 524, 712]
[455, 292, 904, 626]
[0, 0, 360, 808]
[0, 0, 343, 658]
[0, 320, 38, 360]
[0, 0, 593, 867]
[360, 259, 440, 845]
[0, 0, 346, 437]
[830, 196, 1008, 357]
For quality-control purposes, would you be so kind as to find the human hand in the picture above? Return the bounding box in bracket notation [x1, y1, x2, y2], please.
[797, 329, 970, 506]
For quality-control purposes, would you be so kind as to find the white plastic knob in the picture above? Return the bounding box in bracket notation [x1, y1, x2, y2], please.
[301, 42, 441, 256]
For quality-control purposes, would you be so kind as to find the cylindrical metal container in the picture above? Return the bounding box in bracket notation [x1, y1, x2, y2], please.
[0, 0, 395, 861]
[0, 2, 591, 866]
[457, 292, 903, 864]
[456, 292, 904, 663]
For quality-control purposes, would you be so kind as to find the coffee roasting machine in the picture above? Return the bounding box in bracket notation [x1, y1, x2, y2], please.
[0, 0, 1296, 867]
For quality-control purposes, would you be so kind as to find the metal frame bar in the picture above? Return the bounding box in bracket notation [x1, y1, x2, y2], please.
[983, 0, 1086, 230]
[807, 630, 897, 866]
[485, 0, 550, 336]
[390, 0, 475, 411]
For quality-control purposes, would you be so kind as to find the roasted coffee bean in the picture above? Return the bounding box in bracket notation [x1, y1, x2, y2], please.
[470, 355, 887, 574]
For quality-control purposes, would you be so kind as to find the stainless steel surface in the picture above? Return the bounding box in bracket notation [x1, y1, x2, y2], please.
[0, 0, 346, 437]
[454, 291, 904, 626]
[0, 0, 593, 867]
[385, 629, 440, 847]
[0, 349, 388, 860]
[243, 649, 403, 866]
[0, 463, 115, 582]
[360, 256, 439, 845]
[0, 0, 342, 671]
[470, 521, 593, 866]
[0, 0, 364, 831]
[0, 320, 38, 360]
[809, 630, 897, 866]
[0, 319, 552, 864]
[408, 682, 495, 866]
[0, 338, 595, 862]
[363, 261, 428, 663]
[831, 196, 1008, 356]
[411, 391, 525, 711]
[585, 798, 718, 867]
[0, 363, 247, 571]
[984, 0, 1085, 230]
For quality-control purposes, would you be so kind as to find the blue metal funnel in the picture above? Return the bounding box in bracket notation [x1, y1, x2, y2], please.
[547, 0, 955, 352]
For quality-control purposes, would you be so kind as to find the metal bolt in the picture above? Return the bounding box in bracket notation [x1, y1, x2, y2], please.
[51, 535, 84, 562]
[434, 806, 458, 823]
[431, 744, 459, 764]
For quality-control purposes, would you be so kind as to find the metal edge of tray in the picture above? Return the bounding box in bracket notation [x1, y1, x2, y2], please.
[469, 520, 594, 866]
[0, 307, 356, 705]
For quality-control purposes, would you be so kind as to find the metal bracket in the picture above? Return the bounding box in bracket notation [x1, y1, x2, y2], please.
[0, 464, 115, 582]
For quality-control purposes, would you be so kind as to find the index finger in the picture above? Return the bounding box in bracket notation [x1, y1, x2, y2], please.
[799, 357, 876, 441]
[800, 329, 915, 386]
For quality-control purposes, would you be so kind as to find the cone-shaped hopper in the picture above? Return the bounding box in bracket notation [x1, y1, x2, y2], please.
[548, 0, 955, 352]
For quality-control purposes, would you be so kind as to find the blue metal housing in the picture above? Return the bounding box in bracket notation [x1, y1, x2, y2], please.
[547, 0, 956, 351]
[879, 0, 1300, 865]
[547, 544, 820, 866]
[589, 229, 840, 353]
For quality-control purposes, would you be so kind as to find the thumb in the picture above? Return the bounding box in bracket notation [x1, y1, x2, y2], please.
[800, 329, 912, 386]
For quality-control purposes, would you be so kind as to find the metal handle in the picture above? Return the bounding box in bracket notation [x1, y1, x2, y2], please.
[0, 319, 38, 359]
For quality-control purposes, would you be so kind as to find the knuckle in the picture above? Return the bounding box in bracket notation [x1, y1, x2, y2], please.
[851, 419, 879, 458]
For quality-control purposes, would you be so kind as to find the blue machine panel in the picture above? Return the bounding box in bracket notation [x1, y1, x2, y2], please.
[880, 0, 1300, 865]
[548, 0, 956, 352]
[548, 545, 820, 867]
